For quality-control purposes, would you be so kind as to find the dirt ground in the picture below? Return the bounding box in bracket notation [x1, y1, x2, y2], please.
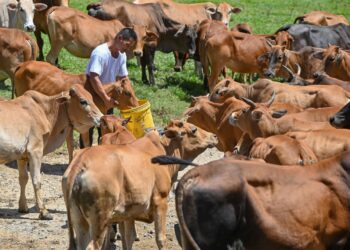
[0, 145, 223, 250]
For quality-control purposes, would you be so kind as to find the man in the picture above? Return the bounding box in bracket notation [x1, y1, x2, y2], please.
[84, 27, 137, 146]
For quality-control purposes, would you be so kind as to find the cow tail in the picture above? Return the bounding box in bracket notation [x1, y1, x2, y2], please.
[175, 176, 201, 250]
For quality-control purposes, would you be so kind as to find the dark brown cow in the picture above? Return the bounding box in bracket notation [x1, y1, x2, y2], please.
[330, 101, 350, 129]
[0, 28, 38, 98]
[152, 152, 350, 250]
[294, 11, 349, 26]
[33, 0, 69, 61]
[261, 45, 324, 79]
[0, 84, 103, 220]
[46, 6, 158, 64]
[62, 120, 217, 249]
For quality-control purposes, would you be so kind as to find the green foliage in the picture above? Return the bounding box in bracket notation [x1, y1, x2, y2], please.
[1, 0, 349, 126]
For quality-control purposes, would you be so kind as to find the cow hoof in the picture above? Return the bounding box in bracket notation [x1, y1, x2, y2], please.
[39, 212, 53, 220]
[18, 207, 29, 214]
[174, 66, 182, 72]
[135, 236, 140, 241]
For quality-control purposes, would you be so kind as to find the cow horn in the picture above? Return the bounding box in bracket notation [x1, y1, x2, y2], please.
[241, 97, 256, 108]
[266, 91, 276, 107]
[281, 65, 294, 81]
[295, 63, 301, 76]
[266, 39, 273, 47]
[122, 117, 131, 126]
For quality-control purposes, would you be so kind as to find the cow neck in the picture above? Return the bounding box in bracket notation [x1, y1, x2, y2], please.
[203, 102, 221, 133]
[241, 83, 251, 99]
[160, 136, 183, 178]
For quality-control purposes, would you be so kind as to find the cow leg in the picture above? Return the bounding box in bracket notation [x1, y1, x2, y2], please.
[34, 30, 44, 61]
[17, 159, 29, 213]
[46, 42, 64, 66]
[194, 61, 203, 79]
[154, 198, 168, 250]
[119, 220, 136, 250]
[140, 53, 149, 84]
[208, 66, 223, 93]
[174, 51, 184, 72]
[28, 151, 52, 220]
[79, 129, 93, 148]
[148, 49, 156, 85]
[66, 127, 74, 163]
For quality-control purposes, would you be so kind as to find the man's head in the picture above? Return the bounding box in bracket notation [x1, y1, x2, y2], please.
[114, 28, 137, 53]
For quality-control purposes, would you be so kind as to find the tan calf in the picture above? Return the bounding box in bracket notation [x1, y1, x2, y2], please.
[294, 11, 349, 26]
[62, 120, 217, 249]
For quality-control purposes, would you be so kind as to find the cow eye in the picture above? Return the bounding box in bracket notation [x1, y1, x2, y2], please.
[20, 7, 24, 12]
[330, 56, 335, 61]
[278, 56, 283, 61]
[80, 99, 88, 106]
[124, 91, 131, 97]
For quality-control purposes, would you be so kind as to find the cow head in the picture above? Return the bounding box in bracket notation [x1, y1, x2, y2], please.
[206, 2, 241, 26]
[323, 45, 343, 69]
[99, 115, 135, 145]
[275, 31, 294, 49]
[100, 115, 131, 135]
[209, 78, 243, 103]
[57, 84, 103, 133]
[7, 0, 47, 32]
[163, 119, 218, 161]
[131, 25, 159, 57]
[282, 64, 311, 86]
[261, 45, 288, 78]
[109, 78, 139, 110]
[229, 93, 277, 139]
[330, 102, 350, 129]
[174, 24, 198, 56]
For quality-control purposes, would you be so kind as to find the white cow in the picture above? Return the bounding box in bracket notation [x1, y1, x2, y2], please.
[0, 0, 47, 31]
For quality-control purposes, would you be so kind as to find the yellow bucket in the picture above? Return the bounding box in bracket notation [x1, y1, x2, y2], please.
[120, 99, 155, 138]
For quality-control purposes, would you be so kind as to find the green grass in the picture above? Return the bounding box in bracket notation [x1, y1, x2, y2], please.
[1, 0, 350, 126]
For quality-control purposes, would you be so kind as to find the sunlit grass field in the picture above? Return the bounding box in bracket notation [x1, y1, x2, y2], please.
[1, 0, 350, 125]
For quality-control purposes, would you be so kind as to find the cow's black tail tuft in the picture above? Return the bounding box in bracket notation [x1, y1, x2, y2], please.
[151, 155, 198, 166]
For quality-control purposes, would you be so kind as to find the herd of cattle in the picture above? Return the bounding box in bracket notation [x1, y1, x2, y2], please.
[1, 0, 350, 249]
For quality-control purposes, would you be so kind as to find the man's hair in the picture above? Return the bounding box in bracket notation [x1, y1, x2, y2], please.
[115, 28, 137, 41]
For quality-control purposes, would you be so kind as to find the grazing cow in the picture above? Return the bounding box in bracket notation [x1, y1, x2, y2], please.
[33, 0, 69, 61]
[261, 45, 324, 79]
[229, 95, 334, 140]
[0, 84, 103, 220]
[154, 153, 350, 250]
[0, 0, 47, 31]
[330, 101, 350, 129]
[87, 0, 198, 85]
[313, 71, 350, 91]
[62, 120, 217, 249]
[14, 60, 138, 160]
[0, 28, 38, 98]
[317, 45, 350, 81]
[294, 11, 349, 26]
[209, 78, 350, 109]
[287, 129, 350, 161]
[249, 135, 318, 165]
[275, 23, 350, 51]
[183, 95, 249, 153]
[46, 6, 158, 65]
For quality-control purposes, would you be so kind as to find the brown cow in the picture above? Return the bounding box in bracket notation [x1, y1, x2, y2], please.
[294, 11, 349, 26]
[99, 115, 136, 145]
[0, 84, 103, 220]
[209, 78, 350, 109]
[33, 0, 69, 61]
[261, 45, 324, 79]
[313, 71, 350, 91]
[287, 129, 350, 161]
[0, 28, 38, 98]
[14, 60, 138, 160]
[318, 45, 350, 81]
[229, 95, 334, 140]
[183, 95, 250, 153]
[46, 6, 158, 65]
[249, 135, 318, 165]
[62, 120, 217, 249]
[154, 152, 350, 249]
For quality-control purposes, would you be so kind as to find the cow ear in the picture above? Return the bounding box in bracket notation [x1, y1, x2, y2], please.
[7, 3, 17, 11]
[335, 46, 340, 53]
[69, 87, 77, 97]
[271, 109, 287, 118]
[231, 7, 242, 14]
[56, 93, 70, 104]
[145, 31, 159, 42]
[34, 3, 47, 11]
[257, 53, 269, 64]
[281, 46, 286, 52]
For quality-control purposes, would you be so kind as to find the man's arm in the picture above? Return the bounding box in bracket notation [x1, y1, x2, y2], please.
[89, 72, 117, 108]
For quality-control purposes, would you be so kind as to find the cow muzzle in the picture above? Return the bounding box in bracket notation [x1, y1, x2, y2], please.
[229, 112, 239, 126]
[24, 24, 36, 32]
[133, 50, 143, 57]
[264, 70, 275, 78]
